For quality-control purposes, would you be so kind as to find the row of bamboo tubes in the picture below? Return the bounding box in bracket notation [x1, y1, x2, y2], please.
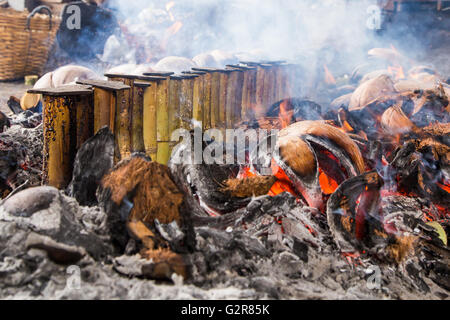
[31, 62, 300, 189]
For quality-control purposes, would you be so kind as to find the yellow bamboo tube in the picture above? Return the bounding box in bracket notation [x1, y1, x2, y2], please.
[218, 70, 230, 129]
[193, 68, 213, 130]
[225, 70, 237, 129]
[209, 72, 221, 129]
[76, 79, 131, 134]
[75, 94, 94, 150]
[42, 96, 71, 188]
[93, 88, 110, 133]
[115, 89, 132, 160]
[187, 71, 205, 125]
[179, 74, 197, 130]
[156, 78, 170, 164]
[30, 85, 94, 189]
[168, 76, 181, 135]
[142, 80, 158, 161]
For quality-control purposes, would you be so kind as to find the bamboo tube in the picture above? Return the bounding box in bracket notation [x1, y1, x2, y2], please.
[142, 79, 159, 161]
[218, 70, 231, 129]
[114, 89, 132, 160]
[226, 65, 256, 121]
[76, 79, 131, 134]
[29, 85, 94, 189]
[179, 74, 197, 130]
[192, 68, 215, 130]
[168, 76, 182, 135]
[183, 71, 206, 125]
[156, 77, 170, 164]
[132, 82, 151, 153]
[225, 69, 240, 128]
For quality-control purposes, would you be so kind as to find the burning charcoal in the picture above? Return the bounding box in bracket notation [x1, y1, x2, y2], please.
[349, 75, 396, 111]
[67, 127, 116, 206]
[389, 140, 450, 207]
[327, 171, 423, 263]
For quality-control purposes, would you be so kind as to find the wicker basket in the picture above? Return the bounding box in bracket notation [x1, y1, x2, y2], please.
[0, 6, 61, 81]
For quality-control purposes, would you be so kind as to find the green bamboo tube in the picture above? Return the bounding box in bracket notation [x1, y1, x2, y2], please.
[30, 85, 94, 189]
[156, 77, 170, 164]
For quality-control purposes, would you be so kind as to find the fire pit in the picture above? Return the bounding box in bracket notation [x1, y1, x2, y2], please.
[0, 0, 449, 301]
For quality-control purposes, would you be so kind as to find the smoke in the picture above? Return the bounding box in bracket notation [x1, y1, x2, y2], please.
[105, 0, 378, 61]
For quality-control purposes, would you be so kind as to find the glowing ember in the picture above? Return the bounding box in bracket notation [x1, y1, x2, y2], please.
[318, 168, 339, 195]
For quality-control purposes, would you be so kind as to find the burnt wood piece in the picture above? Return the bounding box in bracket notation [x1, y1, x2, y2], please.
[327, 171, 387, 254]
[265, 98, 323, 122]
[67, 127, 115, 206]
[0, 111, 10, 133]
[169, 135, 252, 216]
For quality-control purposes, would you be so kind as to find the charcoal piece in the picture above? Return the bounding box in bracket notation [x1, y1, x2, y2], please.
[6, 97, 22, 115]
[265, 98, 322, 121]
[0, 111, 10, 133]
[67, 127, 115, 206]
[169, 137, 252, 216]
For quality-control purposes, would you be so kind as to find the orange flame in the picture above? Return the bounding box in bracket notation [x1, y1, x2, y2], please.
[387, 65, 405, 81]
[278, 100, 292, 129]
[318, 168, 339, 195]
[323, 64, 336, 85]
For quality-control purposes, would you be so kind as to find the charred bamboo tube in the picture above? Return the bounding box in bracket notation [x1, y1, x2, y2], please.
[28, 85, 94, 189]
[76, 79, 130, 134]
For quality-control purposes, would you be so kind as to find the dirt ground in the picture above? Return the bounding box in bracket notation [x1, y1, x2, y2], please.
[0, 81, 32, 115]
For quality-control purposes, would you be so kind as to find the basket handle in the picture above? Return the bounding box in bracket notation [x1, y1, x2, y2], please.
[26, 5, 53, 31]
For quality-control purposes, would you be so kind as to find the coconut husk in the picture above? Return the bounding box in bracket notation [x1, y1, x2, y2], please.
[349, 74, 396, 111]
